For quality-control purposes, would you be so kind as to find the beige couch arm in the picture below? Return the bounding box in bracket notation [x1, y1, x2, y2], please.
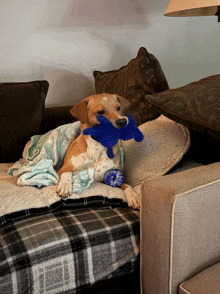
[141, 162, 220, 294]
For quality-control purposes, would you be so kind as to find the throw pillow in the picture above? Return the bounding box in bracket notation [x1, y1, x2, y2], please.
[93, 47, 169, 125]
[0, 80, 49, 163]
[145, 74, 220, 137]
[122, 115, 190, 187]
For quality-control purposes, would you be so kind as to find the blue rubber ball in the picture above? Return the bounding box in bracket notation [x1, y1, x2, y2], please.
[104, 169, 124, 187]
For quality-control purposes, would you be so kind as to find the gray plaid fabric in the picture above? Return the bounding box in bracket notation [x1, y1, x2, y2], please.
[0, 207, 140, 293]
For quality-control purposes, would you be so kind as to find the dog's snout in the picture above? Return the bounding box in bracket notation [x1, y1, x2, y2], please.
[116, 118, 128, 128]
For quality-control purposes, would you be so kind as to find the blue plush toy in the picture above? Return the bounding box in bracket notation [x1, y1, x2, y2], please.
[104, 169, 124, 187]
[83, 114, 144, 159]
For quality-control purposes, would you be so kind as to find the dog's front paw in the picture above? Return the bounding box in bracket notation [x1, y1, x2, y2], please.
[56, 172, 72, 198]
[127, 191, 140, 210]
[121, 184, 140, 210]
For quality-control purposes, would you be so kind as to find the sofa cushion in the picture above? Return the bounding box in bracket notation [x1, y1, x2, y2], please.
[93, 47, 169, 125]
[145, 74, 220, 136]
[0, 163, 128, 224]
[39, 105, 75, 134]
[179, 262, 220, 294]
[145, 75, 220, 164]
[0, 80, 49, 163]
[122, 115, 190, 187]
[0, 203, 139, 293]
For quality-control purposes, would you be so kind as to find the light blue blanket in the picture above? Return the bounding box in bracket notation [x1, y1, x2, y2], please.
[8, 122, 124, 194]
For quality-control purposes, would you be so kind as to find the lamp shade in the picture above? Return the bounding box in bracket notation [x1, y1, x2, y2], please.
[164, 0, 220, 19]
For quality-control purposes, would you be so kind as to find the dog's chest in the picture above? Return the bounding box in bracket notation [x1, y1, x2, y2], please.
[70, 137, 119, 181]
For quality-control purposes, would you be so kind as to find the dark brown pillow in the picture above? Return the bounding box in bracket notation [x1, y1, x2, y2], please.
[0, 80, 49, 163]
[39, 105, 75, 135]
[93, 47, 169, 125]
[145, 74, 220, 137]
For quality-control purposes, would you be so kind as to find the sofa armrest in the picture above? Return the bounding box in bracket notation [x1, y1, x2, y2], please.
[141, 162, 220, 294]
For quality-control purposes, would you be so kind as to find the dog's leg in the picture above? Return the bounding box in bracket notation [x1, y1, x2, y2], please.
[56, 137, 82, 198]
[120, 183, 140, 210]
[56, 171, 72, 197]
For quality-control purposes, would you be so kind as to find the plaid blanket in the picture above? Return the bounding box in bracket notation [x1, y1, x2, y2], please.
[0, 206, 140, 294]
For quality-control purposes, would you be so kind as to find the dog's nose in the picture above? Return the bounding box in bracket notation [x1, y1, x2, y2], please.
[116, 118, 128, 128]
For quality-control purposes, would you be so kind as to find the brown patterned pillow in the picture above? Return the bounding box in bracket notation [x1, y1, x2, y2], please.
[93, 47, 169, 125]
[145, 74, 220, 138]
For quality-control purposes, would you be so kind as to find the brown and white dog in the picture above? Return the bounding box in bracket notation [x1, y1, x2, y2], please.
[56, 93, 140, 210]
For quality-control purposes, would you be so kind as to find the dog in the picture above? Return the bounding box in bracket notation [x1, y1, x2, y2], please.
[56, 93, 140, 210]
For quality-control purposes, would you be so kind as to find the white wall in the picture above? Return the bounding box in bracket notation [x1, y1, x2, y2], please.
[1, 0, 219, 106]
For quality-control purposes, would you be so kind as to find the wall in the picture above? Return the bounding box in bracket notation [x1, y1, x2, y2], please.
[1, 0, 219, 106]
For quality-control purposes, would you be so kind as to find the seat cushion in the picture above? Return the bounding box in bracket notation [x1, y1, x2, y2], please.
[0, 206, 140, 293]
[0, 163, 128, 224]
[179, 262, 220, 294]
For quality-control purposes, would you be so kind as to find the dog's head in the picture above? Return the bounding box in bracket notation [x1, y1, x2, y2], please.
[70, 93, 130, 129]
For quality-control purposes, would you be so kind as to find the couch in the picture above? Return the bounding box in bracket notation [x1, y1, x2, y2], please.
[1, 47, 220, 294]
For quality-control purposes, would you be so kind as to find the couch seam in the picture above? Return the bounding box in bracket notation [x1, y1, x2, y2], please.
[179, 282, 191, 294]
[169, 193, 181, 294]
[173, 178, 220, 200]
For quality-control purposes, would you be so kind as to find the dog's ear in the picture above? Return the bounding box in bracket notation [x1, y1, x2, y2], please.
[115, 95, 130, 115]
[70, 99, 89, 124]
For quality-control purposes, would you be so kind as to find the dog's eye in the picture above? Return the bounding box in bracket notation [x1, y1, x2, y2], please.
[97, 110, 105, 115]
[117, 106, 120, 111]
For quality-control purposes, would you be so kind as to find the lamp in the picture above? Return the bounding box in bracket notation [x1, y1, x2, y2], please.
[164, 0, 220, 22]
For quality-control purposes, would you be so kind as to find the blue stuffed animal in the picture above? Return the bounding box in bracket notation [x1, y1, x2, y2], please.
[104, 169, 125, 187]
[83, 114, 144, 159]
